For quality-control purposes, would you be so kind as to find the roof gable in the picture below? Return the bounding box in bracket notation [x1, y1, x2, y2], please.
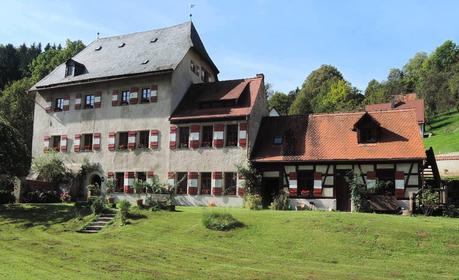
[32, 21, 218, 90]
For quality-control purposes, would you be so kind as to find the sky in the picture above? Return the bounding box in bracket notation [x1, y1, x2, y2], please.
[1, 0, 459, 93]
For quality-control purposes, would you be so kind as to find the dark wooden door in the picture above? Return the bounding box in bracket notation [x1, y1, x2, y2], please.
[261, 177, 280, 208]
[335, 171, 351, 212]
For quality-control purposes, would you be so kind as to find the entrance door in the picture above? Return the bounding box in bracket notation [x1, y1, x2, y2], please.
[335, 171, 351, 211]
[261, 177, 280, 208]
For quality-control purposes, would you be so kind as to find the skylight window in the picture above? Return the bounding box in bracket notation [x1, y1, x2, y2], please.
[141, 59, 149, 65]
[118, 42, 125, 48]
[150, 38, 158, 43]
[95, 46, 102, 51]
[273, 136, 283, 145]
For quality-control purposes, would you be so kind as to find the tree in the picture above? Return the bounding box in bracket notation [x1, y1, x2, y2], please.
[0, 117, 31, 177]
[268, 91, 296, 115]
[289, 65, 361, 115]
[364, 79, 386, 105]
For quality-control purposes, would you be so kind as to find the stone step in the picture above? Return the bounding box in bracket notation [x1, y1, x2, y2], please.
[97, 217, 114, 221]
[85, 226, 103, 230]
[100, 214, 116, 217]
[91, 222, 110, 226]
[80, 229, 100, 234]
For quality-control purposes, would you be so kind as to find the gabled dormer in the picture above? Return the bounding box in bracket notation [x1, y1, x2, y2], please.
[64, 59, 86, 77]
[353, 112, 381, 144]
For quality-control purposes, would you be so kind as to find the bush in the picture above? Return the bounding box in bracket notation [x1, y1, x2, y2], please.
[74, 201, 88, 219]
[31, 151, 66, 182]
[23, 190, 60, 203]
[443, 204, 459, 218]
[270, 191, 290, 210]
[244, 193, 262, 210]
[348, 175, 370, 212]
[117, 200, 131, 225]
[202, 212, 244, 231]
[89, 197, 105, 214]
[0, 189, 15, 204]
[420, 189, 441, 216]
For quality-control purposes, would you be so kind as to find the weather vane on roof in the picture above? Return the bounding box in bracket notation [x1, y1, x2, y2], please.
[189, 3, 195, 21]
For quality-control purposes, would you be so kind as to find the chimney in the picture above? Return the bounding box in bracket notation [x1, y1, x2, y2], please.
[390, 95, 396, 109]
[256, 73, 264, 80]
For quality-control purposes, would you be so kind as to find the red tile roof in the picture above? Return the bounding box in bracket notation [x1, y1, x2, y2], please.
[170, 76, 264, 122]
[365, 99, 425, 123]
[252, 110, 426, 162]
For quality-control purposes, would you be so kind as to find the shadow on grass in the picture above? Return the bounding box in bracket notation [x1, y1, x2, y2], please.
[0, 203, 80, 228]
[127, 213, 148, 220]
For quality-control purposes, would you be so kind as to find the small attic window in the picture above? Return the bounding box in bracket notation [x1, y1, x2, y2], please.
[150, 38, 158, 43]
[64, 59, 86, 77]
[65, 65, 74, 77]
[354, 113, 381, 144]
[95, 46, 102, 51]
[141, 59, 149, 65]
[273, 136, 283, 145]
[118, 42, 125, 48]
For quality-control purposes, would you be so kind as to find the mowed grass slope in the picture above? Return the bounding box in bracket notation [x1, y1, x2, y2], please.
[0, 204, 458, 280]
[425, 109, 459, 154]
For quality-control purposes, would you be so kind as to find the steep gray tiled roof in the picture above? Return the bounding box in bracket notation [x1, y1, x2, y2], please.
[31, 21, 218, 90]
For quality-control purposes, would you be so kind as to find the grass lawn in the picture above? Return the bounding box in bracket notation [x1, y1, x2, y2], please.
[0, 204, 458, 280]
[424, 109, 459, 154]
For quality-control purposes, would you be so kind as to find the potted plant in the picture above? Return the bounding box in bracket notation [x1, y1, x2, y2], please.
[87, 184, 97, 197]
[133, 179, 144, 206]
[105, 178, 116, 204]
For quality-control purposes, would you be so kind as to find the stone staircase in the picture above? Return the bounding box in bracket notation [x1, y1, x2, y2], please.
[80, 213, 116, 233]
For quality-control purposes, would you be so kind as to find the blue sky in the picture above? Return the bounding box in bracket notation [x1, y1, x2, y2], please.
[1, 0, 458, 92]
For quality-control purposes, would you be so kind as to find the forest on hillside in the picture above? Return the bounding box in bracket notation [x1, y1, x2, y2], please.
[268, 40, 459, 121]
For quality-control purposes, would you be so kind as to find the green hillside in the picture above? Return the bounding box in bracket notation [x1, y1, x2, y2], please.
[0, 204, 458, 279]
[424, 110, 459, 154]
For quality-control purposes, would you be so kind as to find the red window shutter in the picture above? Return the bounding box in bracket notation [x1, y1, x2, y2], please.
[63, 96, 70, 111]
[239, 122, 247, 147]
[128, 131, 137, 149]
[213, 124, 224, 148]
[130, 87, 139, 104]
[74, 134, 81, 152]
[169, 126, 177, 149]
[93, 133, 101, 150]
[60, 135, 68, 152]
[75, 94, 82, 110]
[43, 136, 50, 152]
[112, 90, 119, 106]
[150, 85, 158, 102]
[147, 171, 155, 178]
[108, 132, 115, 151]
[107, 172, 114, 178]
[45, 97, 52, 113]
[150, 129, 159, 149]
[313, 172, 322, 197]
[189, 125, 200, 149]
[94, 91, 102, 108]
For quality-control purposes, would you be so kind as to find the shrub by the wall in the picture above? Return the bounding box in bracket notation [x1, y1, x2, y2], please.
[270, 191, 290, 210]
[22, 190, 59, 203]
[117, 200, 131, 225]
[244, 194, 262, 210]
[202, 212, 244, 231]
[0, 190, 15, 204]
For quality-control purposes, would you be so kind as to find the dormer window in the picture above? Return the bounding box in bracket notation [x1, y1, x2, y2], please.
[354, 112, 381, 144]
[64, 59, 85, 77]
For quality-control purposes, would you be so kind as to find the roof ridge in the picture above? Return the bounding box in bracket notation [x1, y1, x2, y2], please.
[96, 21, 191, 41]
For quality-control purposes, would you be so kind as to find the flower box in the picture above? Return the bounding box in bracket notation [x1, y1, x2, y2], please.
[201, 188, 211, 195]
[289, 189, 298, 197]
[188, 187, 198, 195]
[212, 188, 222, 196]
[300, 189, 311, 197]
